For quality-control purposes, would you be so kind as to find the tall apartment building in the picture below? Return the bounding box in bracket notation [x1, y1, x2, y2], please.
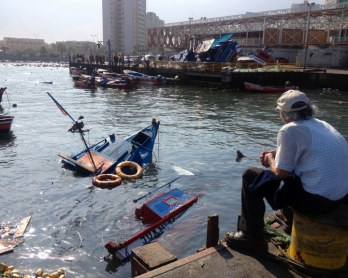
[102, 0, 146, 55]
[146, 12, 164, 29]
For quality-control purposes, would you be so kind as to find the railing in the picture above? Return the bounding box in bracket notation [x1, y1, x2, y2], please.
[164, 3, 347, 27]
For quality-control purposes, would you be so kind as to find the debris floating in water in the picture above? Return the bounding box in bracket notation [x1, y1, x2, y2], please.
[236, 150, 246, 162]
[0, 263, 67, 277]
[236, 150, 259, 163]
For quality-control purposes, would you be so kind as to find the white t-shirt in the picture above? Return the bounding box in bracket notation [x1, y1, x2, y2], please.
[274, 118, 348, 200]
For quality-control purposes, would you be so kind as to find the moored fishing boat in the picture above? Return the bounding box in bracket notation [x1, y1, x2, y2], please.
[104, 185, 199, 261]
[72, 75, 97, 89]
[98, 79, 135, 89]
[69, 67, 84, 75]
[97, 75, 135, 89]
[244, 82, 296, 93]
[47, 92, 160, 176]
[101, 72, 140, 85]
[0, 114, 14, 133]
[123, 70, 164, 85]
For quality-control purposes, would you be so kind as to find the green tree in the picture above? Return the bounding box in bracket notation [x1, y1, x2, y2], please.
[131, 48, 138, 55]
[50, 43, 57, 55]
[0, 45, 8, 57]
[24, 47, 35, 56]
[56, 43, 66, 58]
[40, 46, 48, 57]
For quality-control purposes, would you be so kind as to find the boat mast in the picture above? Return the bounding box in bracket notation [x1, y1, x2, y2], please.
[47, 92, 98, 172]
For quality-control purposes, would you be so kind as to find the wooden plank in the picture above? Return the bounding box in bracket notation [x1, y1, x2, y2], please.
[58, 153, 95, 173]
[14, 216, 31, 238]
[0, 244, 13, 255]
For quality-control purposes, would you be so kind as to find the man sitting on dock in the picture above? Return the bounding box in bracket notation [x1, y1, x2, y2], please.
[225, 90, 348, 253]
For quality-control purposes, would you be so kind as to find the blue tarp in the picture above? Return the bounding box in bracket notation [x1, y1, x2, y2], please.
[211, 34, 233, 48]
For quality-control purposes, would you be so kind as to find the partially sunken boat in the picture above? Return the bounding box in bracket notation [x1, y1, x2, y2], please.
[104, 185, 198, 261]
[47, 93, 160, 176]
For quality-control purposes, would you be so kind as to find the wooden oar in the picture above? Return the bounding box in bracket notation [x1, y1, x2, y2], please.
[58, 153, 95, 173]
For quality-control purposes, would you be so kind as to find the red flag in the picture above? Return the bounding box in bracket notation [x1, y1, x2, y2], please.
[56, 102, 68, 116]
[47, 92, 69, 116]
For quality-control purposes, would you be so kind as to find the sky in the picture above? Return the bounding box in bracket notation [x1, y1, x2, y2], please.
[0, 0, 325, 44]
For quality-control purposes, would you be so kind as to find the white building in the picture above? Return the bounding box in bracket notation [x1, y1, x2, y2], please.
[0, 37, 46, 54]
[102, 0, 146, 55]
[291, 1, 321, 12]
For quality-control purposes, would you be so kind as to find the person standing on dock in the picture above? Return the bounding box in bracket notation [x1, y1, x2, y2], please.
[115, 54, 118, 65]
[225, 90, 348, 253]
[127, 55, 130, 67]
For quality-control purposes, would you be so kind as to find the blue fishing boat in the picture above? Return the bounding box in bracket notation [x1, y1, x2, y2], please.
[123, 70, 164, 85]
[47, 93, 160, 177]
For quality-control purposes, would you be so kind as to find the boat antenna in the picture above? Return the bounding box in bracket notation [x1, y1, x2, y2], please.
[47, 92, 98, 172]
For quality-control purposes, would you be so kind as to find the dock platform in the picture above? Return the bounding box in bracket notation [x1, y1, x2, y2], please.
[137, 242, 303, 278]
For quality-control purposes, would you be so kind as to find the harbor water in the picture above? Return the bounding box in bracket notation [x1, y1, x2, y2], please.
[1, 63, 348, 277]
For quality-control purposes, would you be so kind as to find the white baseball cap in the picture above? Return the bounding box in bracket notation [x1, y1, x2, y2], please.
[276, 90, 310, 112]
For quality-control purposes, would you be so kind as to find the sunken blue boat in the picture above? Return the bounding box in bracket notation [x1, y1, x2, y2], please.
[47, 92, 160, 176]
[58, 119, 160, 176]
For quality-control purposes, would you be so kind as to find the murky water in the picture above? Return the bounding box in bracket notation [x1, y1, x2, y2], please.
[0, 62, 347, 277]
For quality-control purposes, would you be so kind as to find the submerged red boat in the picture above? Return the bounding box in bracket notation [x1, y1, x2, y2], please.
[244, 82, 296, 93]
[104, 185, 198, 261]
[0, 115, 14, 133]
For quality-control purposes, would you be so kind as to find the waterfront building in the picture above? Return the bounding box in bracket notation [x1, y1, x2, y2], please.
[56, 41, 97, 56]
[102, 0, 146, 55]
[0, 37, 46, 55]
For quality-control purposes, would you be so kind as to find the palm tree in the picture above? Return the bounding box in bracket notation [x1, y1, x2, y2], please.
[0, 45, 8, 57]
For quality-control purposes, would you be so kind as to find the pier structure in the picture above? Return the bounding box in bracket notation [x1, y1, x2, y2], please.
[147, 3, 348, 51]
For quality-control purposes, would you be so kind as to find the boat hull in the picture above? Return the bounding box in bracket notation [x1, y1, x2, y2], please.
[0, 115, 14, 133]
[123, 70, 164, 85]
[98, 81, 134, 89]
[244, 82, 295, 93]
[73, 79, 97, 89]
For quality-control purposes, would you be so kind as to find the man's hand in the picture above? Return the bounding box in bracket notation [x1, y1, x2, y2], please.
[260, 150, 276, 167]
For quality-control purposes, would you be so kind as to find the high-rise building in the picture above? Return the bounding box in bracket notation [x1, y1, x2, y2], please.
[102, 0, 146, 55]
[146, 12, 164, 29]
